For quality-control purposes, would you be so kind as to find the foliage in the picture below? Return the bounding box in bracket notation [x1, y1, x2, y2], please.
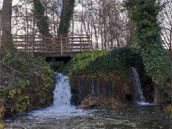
[73, 47, 143, 76]
[33, 0, 51, 36]
[63, 47, 157, 102]
[164, 104, 172, 118]
[124, 0, 172, 101]
[58, 0, 75, 36]
[62, 47, 144, 76]
[0, 99, 5, 119]
[0, 48, 55, 117]
[90, 47, 141, 73]
[0, 120, 4, 129]
[61, 50, 108, 75]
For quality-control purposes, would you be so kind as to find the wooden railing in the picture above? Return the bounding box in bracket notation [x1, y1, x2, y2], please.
[11, 35, 92, 56]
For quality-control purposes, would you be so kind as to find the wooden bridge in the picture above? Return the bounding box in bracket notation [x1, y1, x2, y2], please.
[10, 35, 92, 57]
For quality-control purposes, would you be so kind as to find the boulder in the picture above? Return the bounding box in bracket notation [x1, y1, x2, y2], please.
[77, 94, 126, 109]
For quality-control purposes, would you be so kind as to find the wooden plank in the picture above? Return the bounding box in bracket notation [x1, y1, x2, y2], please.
[16, 47, 89, 51]
[14, 43, 90, 47]
[13, 41, 91, 44]
[11, 35, 92, 57]
[64, 48, 89, 50]
[13, 35, 91, 39]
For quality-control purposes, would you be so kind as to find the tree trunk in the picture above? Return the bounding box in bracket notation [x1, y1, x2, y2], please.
[154, 85, 161, 104]
[0, 10, 2, 34]
[33, 0, 51, 37]
[1, 0, 13, 48]
[58, 0, 75, 36]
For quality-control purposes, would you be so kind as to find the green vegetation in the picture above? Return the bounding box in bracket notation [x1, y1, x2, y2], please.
[33, 0, 51, 36]
[62, 47, 143, 76]
[0, 48, 55, 117]
[165, 104, 172, 115]
[58, 0, 75, 36]
[124, 0, 172, 101]
[62, 47, 170, 103]
[83, 47, 143, 76]
[61, 50, 108, 75]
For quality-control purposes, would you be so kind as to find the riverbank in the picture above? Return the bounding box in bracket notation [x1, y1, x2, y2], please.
[0, 48, 55, 121]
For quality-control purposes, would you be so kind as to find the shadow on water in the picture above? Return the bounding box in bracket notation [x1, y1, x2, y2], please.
[5, 104, 172, 129]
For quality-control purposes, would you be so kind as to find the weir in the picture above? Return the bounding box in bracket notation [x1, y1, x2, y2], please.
[6, 73, 168, 129]
[29, 73, 87, 118]
[30, 70, 150, 118]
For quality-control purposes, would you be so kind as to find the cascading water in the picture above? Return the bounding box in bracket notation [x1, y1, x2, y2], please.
[29, 73, 88, 118]
[91, 79, 95, 95]
[131, 67, 146, 104]
[53, 73, 71, 107]
[6, 74, 169, 129]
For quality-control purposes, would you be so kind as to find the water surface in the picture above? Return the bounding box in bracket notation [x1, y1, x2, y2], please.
[5, 105, 172, 129]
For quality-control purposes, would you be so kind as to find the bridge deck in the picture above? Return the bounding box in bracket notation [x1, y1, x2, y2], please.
[12, 35, 92, 57]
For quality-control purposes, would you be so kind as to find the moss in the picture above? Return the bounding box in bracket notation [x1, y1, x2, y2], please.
[0, 48, 55, 118]
[61, 50, 108, 75]
[64, 47, 155, 102]
[63, 47, 144, 76]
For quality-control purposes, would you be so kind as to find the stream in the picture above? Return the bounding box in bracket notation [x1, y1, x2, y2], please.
[5, 105, 172, 129]
[4, 73, 172, 129]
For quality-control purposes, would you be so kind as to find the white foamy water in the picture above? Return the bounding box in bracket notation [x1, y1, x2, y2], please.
[136, 102, 154, 106]
[29, 73, 90, 119]
[131, 67, 145, 103]
[131, 67, 154, 106]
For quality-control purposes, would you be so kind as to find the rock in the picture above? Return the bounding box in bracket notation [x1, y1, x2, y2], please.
[77, 94, 126, 109]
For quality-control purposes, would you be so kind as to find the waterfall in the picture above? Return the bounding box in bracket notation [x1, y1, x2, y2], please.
[91, 79, 94, 95]
[30, 73, 87, 118]
[53, 73, 71, 107]
[131, 67, 145, 103]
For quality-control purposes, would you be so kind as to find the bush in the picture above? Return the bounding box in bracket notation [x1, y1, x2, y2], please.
[65, 47, 144, 76]
[61, 50, 108, 75]
[0, 48, 55, 117]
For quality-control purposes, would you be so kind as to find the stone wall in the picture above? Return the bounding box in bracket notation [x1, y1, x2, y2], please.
[70, 74, 133, 106]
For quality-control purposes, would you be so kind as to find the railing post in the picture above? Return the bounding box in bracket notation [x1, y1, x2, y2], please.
[90, 35, 92, 50]
[25, 35, 28, 51]
[61, 36, 63, 55]
[80, 37, 82, 51]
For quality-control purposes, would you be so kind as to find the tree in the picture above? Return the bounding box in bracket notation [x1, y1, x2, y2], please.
[159, 0, 172, 62]
[0, 10, 2, 35]
[58, 0, 75, 36]
[72, 0, 133, 50]
[33, 0, 51, 37]
[1, 0, 13, 48]
[125, 0, 172, 104]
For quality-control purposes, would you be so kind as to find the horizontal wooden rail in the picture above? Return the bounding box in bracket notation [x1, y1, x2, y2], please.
[10, 35, 92, 57]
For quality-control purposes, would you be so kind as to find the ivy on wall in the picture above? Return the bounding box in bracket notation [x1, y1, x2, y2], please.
[123, 0, 172, 103]
[124, 0, 172, 87]
[58, 0, 75, 36]
[33, 0, 51, 37]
